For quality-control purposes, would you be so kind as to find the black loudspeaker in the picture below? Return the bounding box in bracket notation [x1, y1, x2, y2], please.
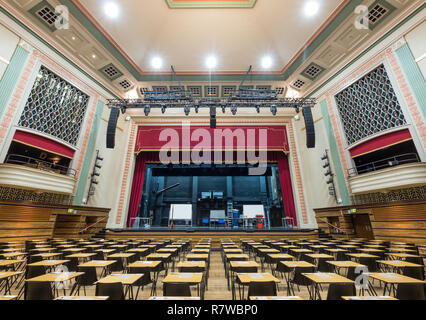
[210, 107, 216, 129]
[106, 107, 120, 149]
[302, 106, 315, 148]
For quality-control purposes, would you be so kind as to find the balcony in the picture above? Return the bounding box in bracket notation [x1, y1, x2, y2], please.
[348, 162, 426, 195]
[0, 161, 76, 195]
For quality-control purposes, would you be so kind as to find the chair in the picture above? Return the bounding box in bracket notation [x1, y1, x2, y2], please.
[317, 258, 333, 272]
[358, 257, 379, 273]
[64, 257, 79, 272]
[93, 251, 105, 260]
[402, 266, 425, 280]
[95, 282, 125, 300]
[288, 266, 315, 296]
[326, 283, 356, 300]
[163, 282, 192, 297]
[76, 266, 98, 295]
[28, 255, 43, 264]
[396, 283, 425, 300]
[128, 267, 153, 299]
[108, 257, 124, 273]
[24, 282, 53, 300]
[247, 281, 277, 299]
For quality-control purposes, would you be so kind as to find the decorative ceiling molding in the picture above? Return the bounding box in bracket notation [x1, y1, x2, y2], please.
[166, 0, 257, 9]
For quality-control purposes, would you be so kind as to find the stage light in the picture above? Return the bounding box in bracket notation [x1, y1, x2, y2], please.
[91, 172, 100, 177]
[195, 104, 199, 113]
[221, 104, 226, 113]
[120, 105, 126, 114]
[325, 170, 332, 177]
[304, 1, 319, 17]
[95, 163, 102, 169]
[255, 104, 261, 113]
[104, 2, 119, 19]
[295, 105, 300, 113]
[184, 104, 190, 116]
[231, 104, 237, 115]
[206, 55, 217, 69]
[161, 104, 166, 114]
[261, 56, 273, 69]
[151, 57, 162, 69]
[144, 104, 151, 116]
[91, 179, 99, 185]
[96, 155, 104, 161]
[321, 154, 328, 161]
[322, 162, 329, 168]
[326, 178, 333, 184]
[270, 104, 277, 116]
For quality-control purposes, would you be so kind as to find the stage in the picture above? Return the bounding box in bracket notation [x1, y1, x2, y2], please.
[104, 228, 319, 248]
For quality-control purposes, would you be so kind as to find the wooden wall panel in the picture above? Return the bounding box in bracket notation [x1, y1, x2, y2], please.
[373, 205, 426, 221]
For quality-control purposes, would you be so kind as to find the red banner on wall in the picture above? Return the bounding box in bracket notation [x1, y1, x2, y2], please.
[134, 125, 289, 153]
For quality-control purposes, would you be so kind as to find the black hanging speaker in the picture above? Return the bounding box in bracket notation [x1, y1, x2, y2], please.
[210, 107, 216, 129]
[302, 106, 315, 148]
[106, 107, 120, 149]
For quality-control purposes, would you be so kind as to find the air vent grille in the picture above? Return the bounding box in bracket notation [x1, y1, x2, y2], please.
[275, 87, 285, 95]
[188, 86, 202, 97]
[36, 6, 58, 26]
[205, 86, 218, 97]
[292, 80, 305, 89]
[119, 79, 132, 90]
[222, 86, 236, 97]
[100, 64, 123, 81]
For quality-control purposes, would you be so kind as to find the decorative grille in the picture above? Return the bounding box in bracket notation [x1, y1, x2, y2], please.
[18, 66, 89, 146]
[334, 64, 406, 145]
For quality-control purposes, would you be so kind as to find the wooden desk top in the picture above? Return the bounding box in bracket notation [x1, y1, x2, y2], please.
[109, 245, 128, 248]
[306, 254, 334, 259]
[237, 273, 280, 284]
[226, 254, 249, 260]
[280, 261, 316, 268]
[78, 260, 116, 268]
[28, 260, 69, 267]
[190, 249, 210, 253]
[96, 249, 116, 253]
[96, 273, 144, 285]
[107, 253, 135, 258]
[378, 260, 423, 268]
[146, 253, 171, 260]
[127, 261, 162, 268]
[26, 272, 83, 282]
[259, 249, 280, 253]
[1, 252, 27, 258]
[358, 248, 385, 253]
[127, 248, 148, 253]
[149, 297, 200, 300]
[327, 261, 365, 268]
[186, 254, 209, 259]
[177, 261, 206, 268]
[56, 296, 109, 300]
[267, 254, 294, 260]
[291, 249, 313, 253]
[250, 296, 303, 301]
[342, 296, 398, 301]
[347, 253, 379, 259]
[0, 271, 22, 280]
[223, 249, 243, 253]
[309, 245, 329, 249]
[61, 248, 86, 252]
[325, 249, 348, 252]
[162, 272, 203, 284]
[280, 245, 298, 249]
[84, 245, 103, 248]
[33, 253, 62, 258]
[230, 261, 259, 268]
[0, 295, 17, 300]
[56, 245, 77, 248]
[302, 273, 354, 284]
[369, 273, 426, 284]
[387, 248, 417, 253]
[0, 259, 23, 266]
[66, 253, 97, 258]
[338, 245, 359, 248]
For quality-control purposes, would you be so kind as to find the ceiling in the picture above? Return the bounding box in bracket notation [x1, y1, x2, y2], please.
[77, 0, 344, 73]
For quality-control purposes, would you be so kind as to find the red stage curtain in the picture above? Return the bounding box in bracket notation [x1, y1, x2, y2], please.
[276, 152, 298, 227]
[126, 154, 147, 228]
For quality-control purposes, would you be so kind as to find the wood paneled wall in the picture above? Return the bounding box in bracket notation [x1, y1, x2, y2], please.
[0, 201, 110, 242]
[314, 200, 426, 244]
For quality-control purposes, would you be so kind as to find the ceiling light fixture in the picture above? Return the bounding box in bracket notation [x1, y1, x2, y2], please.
[304, 1, 319, 17]
[104, 2, 119, 19]
[261, 56, 273, 69]
[151, 57, 163, 69]
[206, 55, 217, 69]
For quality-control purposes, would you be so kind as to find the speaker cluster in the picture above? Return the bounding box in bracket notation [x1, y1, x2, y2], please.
[302, 106, 315, 148]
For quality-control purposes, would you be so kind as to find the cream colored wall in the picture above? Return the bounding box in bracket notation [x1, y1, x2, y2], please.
[0, 24, 19, 80]
[85, 108, 132, 228]
[405, 20, 426, 80]
[292, 105, 339, 229]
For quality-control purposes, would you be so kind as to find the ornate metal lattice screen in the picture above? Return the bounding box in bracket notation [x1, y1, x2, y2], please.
[18, 66, 89, 145]
[335, 64, 406, 145]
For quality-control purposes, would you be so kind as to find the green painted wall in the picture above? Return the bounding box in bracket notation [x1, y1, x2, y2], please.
[320, 100, 351, 205]
[0, 45, 30, 124]
[395, 43, 426, 121]
[73, 99, 104, 204]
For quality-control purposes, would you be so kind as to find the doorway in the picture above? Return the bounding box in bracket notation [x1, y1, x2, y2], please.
[351, 214, 374, 239]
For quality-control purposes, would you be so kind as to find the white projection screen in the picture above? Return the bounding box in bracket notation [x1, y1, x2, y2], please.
[169, 204, 192, 220]
[243, 205, 265, 219]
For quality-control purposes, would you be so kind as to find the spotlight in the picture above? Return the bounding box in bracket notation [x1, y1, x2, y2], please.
[221, 104, 226, 113]
[95, 163, 102, 169]
[91, 172, 100, 177]
[96, 156, 104, 161]
[144, 104, 150, 116]
[231, 104, 237, 115]
[195, 105, 199, 113]
[322, 162, 329, 168]
[206, 55, 217, 69]
[255, 104, 261, 113]
[91, 179, 99, 185]
[270, 104, 277, 116]
[321, 154, 328, 161]
[161, 104, 166, 114]
[326, 178, 333, 184]
[184, 104, 190, 116]
[295, 105, 300, 113]
[324, 170, 332, 177]
[120, 105, 126, 114]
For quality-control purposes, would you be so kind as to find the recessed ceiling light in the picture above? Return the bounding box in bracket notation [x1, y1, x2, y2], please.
[71, 36, 76, 40]
[304, 1, 319, 17]
[92, 54, 96, 59]
[206, 55, 217, 69]
[261, 56, 273, 69]
[151, 57, 163, 69]
[104, 2, 119, 19]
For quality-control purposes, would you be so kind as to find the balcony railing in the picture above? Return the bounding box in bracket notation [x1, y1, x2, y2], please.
[348, 153, 420, 177]
[5, 154, 76, 177]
